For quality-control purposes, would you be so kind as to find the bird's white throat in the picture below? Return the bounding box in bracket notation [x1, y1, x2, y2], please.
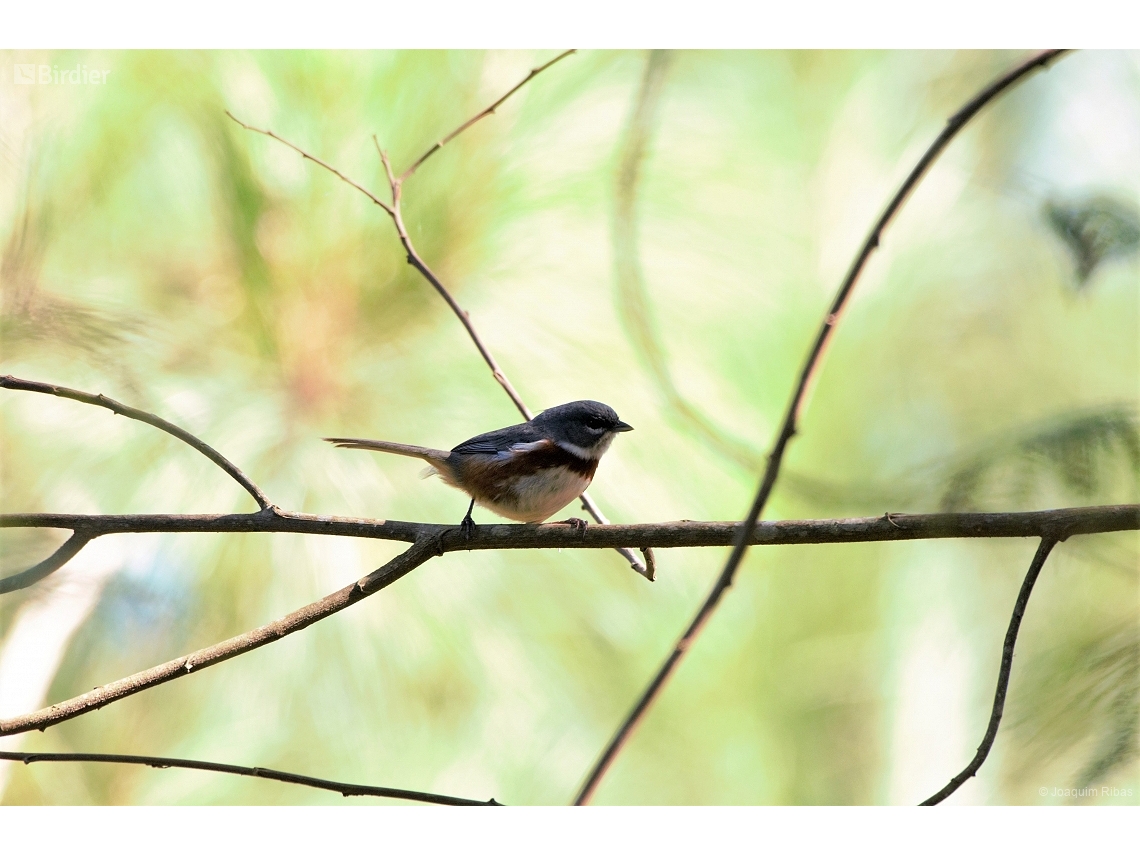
[556, 433, 615, 461]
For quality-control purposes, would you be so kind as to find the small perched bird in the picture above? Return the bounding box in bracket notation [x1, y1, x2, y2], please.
[325, 400, 633, 533]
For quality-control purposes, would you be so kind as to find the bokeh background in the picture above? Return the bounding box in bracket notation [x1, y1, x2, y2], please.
[0, 49, 1137, 805]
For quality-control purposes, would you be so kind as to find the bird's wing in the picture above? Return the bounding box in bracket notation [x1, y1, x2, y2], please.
[450, 422, 545, 457]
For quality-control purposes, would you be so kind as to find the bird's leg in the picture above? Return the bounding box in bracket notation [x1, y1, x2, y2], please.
[459, 497, 477, 540]
[558, 517, 589, 534]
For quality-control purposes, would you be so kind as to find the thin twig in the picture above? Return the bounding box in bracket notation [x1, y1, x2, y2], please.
[2, 504, 1135, 550]
[375, 139, 534, 419]
[397, 49, 577, 183]
[0, 540, 435, 736]
[224, 112, 394, 215]
[227, 52, 653, 577]
[573, 49, 1072, 805]
[0, 751, 500, 806]
[1, 505, 1133, 737]
[921, 537, 1058, 805]
[0, 375, 270, 511]
[579, 493, 653, 580]
[0, 532, 92, 594]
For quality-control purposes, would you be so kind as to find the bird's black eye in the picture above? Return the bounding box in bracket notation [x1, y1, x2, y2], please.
[585, 416, 606, 429]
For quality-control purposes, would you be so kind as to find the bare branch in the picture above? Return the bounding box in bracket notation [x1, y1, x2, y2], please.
[0, 532, 91, 594]
[2, 504, 1135, 551]
[382, 176, 536, 419]
[0, 540, 435, 737]
[3, 505, 1130, 738]
[0, 750, 500, 806]
[576, 493, 654, 580]
[374, 134, 397, 189]
[638, 540, 656, 581]
[222, 113, 539, 424]
[921, 537, 1058, 805]
[397, 49, 577, 183]
[223, 112, 395, 216]
[573, 49, 1073, 806]
[0, 375, 270, 511]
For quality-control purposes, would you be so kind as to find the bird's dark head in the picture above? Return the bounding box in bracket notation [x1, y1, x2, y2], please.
[533, 400, 633, 459]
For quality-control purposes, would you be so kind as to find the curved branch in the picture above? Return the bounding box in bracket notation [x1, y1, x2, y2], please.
[398, 49, 576, 183]
[0, 531, 91, 594]
[573, 49, 1072, 806]
[0, 375, 270, 511]
[0, 750, 499, 806]
[1, 504, 1135, 550]
[921, 537, 1058, 805]
[0, 539, 435, 737]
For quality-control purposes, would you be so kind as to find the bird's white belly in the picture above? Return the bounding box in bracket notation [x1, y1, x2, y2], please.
[480, 467, 592, 523]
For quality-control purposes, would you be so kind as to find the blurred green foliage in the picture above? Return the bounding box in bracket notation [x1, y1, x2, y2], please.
[0, 50, 1137, 805]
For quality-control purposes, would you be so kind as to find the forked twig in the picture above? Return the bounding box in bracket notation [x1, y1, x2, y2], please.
[0, 375, 270, 510]
[0, 750, 500, 806]
[227, 52, 654, 578]
[573, 48, 1071, 805]
[372, 140, 533, 417]
[920, 538, 1058, 805]
[223, 113, 394, 216]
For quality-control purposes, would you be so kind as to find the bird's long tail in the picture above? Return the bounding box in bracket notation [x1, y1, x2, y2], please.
[323, 437, 452, 465]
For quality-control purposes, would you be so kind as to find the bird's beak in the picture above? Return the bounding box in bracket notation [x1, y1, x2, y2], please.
[613, 420, 634, 432]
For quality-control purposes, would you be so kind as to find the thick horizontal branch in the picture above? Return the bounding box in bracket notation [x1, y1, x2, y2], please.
[0, 751, 499, 806]
[2, 505, 1130, 738]
[0, 540, 435, 736]
[2, 504, 1135, 550]
[0, 375, 270, 510]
